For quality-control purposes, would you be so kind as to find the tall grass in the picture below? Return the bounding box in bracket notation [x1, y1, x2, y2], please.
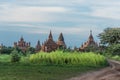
[29, 51, 107, 67]
[0, 54, 11, 62]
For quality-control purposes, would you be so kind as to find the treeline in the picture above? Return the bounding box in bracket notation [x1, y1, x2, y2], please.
[98, 27, 120, 55]
[0, 46, 35, 55]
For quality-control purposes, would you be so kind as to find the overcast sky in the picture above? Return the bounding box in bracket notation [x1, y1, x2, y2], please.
[0, 0, 120, 47]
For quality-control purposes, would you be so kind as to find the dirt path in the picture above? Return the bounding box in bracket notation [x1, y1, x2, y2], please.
[68, 60, 120, 80]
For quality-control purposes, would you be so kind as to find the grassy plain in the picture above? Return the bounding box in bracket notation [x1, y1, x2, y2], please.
[0, 51, 108, 80]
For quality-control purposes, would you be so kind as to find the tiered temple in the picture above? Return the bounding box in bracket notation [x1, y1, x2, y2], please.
[80, 30, 98, 51]
[14, 36, 30, 53]
[40, 31, 66, 52]
[41, 31, 58, 52]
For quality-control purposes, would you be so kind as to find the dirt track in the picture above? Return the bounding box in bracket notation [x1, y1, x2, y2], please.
[68, 60, 120, 80]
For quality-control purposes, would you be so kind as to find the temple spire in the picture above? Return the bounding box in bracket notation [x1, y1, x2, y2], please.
[20, 36, 24, 41]
[35, 40, 41, 52]
[37, 40, 40, 45]
[58, 33, 64, 41]
[48, 30, 53, 40]
[89, 30, 94, 41]
[57, 33, 66, 49]
[90, 30, 92, 35]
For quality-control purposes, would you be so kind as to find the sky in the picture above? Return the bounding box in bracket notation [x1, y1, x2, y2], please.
[0, 0, 120, 48]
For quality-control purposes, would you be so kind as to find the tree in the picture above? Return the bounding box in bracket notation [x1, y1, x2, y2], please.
[27, 47, 35, 54]
[11, 49, 21, 62]
[0, 46, 13, 54]
[107, 44, 120, 55]
[84, 46, 99, 52]
[98, 28, 120, 55]
[98, 28, 120, 46]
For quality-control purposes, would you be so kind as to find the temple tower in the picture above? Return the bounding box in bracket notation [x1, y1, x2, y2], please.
[57, 33, 66, 49]
[80, 30, 98, 51]
[41, 31, 58, 52]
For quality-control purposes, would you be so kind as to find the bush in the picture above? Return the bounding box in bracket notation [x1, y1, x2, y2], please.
[107, 44, 120, 55]
[11, 49, 21, 62]
[112, 55, 120, 61]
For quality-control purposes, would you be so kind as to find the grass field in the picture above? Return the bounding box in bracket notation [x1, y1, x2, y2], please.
[0, 51, 108, 80]
[0, 63, 104, 80]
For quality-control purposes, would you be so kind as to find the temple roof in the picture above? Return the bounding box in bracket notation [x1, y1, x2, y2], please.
[88, 30, 94, 41]
[80, 30, 98, 50]
[48, 30, 53, 40]
[44, 39, 57, 46]
[37, 40, 40, 45]
[58, 33, 64, 41]
[57, 33, 66, 48]
[20, 36, 24, 41]
[43, 31, 57, 46]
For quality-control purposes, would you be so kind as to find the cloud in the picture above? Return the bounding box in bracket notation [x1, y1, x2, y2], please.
[0, 4, 67, 22]
[0, 22, 102, 36]
[80, 0, 120, 20]
[14, 0, 85, 6]
[1, 0, 120, 23]
[0, 0, 120, 34]
[90, 6, 120, 20]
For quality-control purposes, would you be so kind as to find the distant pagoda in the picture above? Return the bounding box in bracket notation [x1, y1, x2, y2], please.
[57, 33, 66, 49]
[35, 40, 41, 52]
[14, 36, 30, 53]
[41, 31, 58, 52]
[80, 30, 98, 51]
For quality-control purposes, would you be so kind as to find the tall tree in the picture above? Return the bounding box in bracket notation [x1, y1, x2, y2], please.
[98, 28, 120, 46]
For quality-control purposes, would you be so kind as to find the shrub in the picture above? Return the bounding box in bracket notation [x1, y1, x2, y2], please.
[11, 49, 21, 62]
[107, 44, 120, 55]
[112, 55, 120, 60]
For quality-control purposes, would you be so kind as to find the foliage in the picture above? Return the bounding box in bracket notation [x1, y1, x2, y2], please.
[10, 49, 21, 62]
[111, 55, 120, 61]
[0, 47, 13, 54]
[0, 51, 108, 80]
[107, 44, 120, 55]
[27, 47, 35, 54]
[14, 47, 35, 55]
[98, 28, 120, 45]
[84, 46, 99, 52]
[29, 50, 107, 67]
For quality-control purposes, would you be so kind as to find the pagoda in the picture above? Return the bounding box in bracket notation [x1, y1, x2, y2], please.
[80, 30, 98, 51]
[41, 31, 58, 52]
[14, 36, 30, 53]
[35, 40, 41, 52]
[57, 33, 66, 49]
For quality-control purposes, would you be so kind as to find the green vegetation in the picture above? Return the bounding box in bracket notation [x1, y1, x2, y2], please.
[98, 28, 120, 45]
[107, 44, 120, 55]
[0, 46, 13, 54]
[0, 54, 11, 62]
[112, 55, 120, 60]
[11, 49, 21, 62]
[0, 50, 108, 80]
[98, 27, 120, 56]
[111, 55, 120, 61]
[0, 63, 103, 80]
[0, 27, 119, 80]
[29, 51, 107, 67]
